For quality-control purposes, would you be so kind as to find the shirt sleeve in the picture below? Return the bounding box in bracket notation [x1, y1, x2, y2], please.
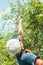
[11, 35, 18, 39]
[21, 52, 39, 65]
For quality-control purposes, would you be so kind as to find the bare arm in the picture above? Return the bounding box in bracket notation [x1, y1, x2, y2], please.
[18, 19, 23, 35]
[24, 49, 31, 53]
[18, 18, 24, 50]
[18, 18, 31, 53]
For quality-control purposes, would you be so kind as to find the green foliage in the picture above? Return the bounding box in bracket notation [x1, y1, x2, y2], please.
[20, 0, 43, 58]
[0, 0, 43, 65]
[0, 34, 18, 65]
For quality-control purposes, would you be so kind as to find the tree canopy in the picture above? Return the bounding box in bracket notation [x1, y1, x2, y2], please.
[0, 0, 43, 65]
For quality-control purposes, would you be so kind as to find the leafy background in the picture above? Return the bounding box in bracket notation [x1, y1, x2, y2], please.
[0, 0, 43, 65]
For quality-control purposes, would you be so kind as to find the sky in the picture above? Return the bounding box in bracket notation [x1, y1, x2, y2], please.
[0, 0, 10, 10]
[0, 0, 28, 36]
[0, 0, 9, 27]
[0, 0, 17, 35]
[0, 0, 43, 36]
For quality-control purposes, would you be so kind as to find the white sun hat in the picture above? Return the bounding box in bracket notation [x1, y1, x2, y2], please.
[6, 39, 21, 55]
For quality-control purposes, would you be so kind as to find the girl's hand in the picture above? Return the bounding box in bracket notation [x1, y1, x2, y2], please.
[25, 49, 31, 53]
[18, 17, 23, 24]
